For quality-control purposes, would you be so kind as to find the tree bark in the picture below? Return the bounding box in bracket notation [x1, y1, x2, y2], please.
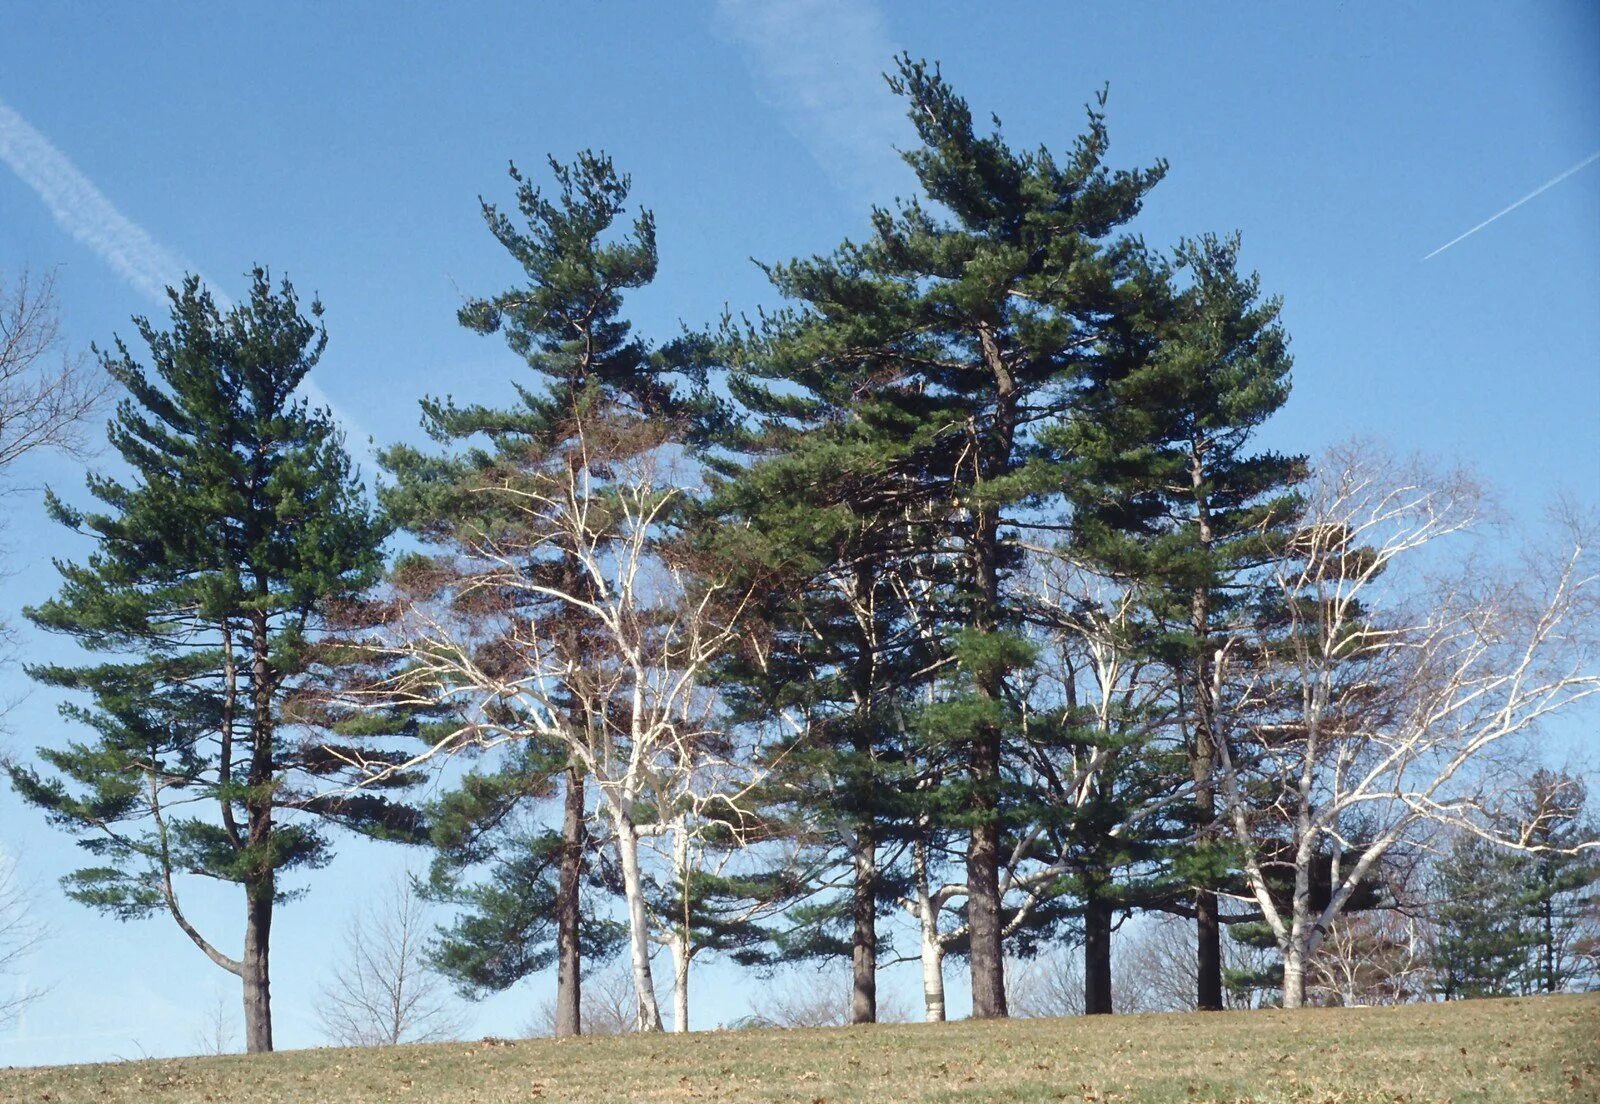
[850, 828, 877, 1024]
[554, 765, 585, 1037]
[243, 608, 277, 1052]
[242, 876, 274, 1053]
[967, 503, 1008, 1020]
[966, 726, 1006, 1018]
[1083, 877, 1113, 1015]
[1189, 447, 1224, 1013]
[671, 934, 690, 1034]
[612, 812, 664, 1031]
[920, 920, 947, 1023]
[1281, 945, 1306, 1009]
[965, 322, 1014, 1021]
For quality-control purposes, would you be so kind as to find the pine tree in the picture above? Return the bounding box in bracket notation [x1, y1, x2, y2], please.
[420, 742, 626, 1002]
[707, 318, 944, 1022]
[380, 152, 706, 1034]
[1516, 769, 1600, 994]
[1058, 232, 1303, 1009]
[1430, 831, 1540, 999]
[725, 55, 1166, 1017]
[9, 271, 420, 1053]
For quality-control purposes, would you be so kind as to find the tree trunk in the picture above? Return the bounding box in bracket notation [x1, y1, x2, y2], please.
[554, 765, 585, 1037]
[966, 335, 1014, 1021]
[966, 735, 1006, 1018]
[1195, 887, 1223, 1011]
[967, 507, 1007, 1019]
[242, 877, 274, 1053]
[242, 609, 276, 1052]
[1191, 658, 1224, 1011]
[1189, 445, 1225, 1013]
[851, 827, 877, 1024]
[1281, 944, 1306, 1009]
[1083, 880, 1113, 1016]
[671, 817, 691, 1034]
[612, 813, 664, 1031]
[671, 934, 690, 1034]
[920, 921, 947, 1023]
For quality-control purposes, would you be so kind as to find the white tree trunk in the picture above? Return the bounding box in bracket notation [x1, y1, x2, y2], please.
[671, 934, 689, 1034]
[920, 913, 947, 1023]
[1282, 944, 1307, 1010]
[612, 812, 664, 1031]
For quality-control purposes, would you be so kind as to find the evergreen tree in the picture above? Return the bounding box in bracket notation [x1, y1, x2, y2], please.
[380, 152, 705, 1034]
[1516, 769, 1600, 994]
[707, 320, 943, 1022]
[725, 55, 1166, 1017]
[9, 272, 420, 1052]
[1059, 232, 1303, 1009]
[420, 743, 626, 1002]
[1430, 831, 1539, 999]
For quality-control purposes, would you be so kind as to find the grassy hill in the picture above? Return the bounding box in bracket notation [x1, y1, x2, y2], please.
[3, 994, 1596, 1103]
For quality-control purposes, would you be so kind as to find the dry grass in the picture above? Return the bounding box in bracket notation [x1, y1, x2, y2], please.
[3, 994, 1596, 1103]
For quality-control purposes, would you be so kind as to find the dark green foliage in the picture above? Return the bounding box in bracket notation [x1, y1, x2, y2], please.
[422, 749, 625, 997]
[379, 152, 713, 1024]
[1431, 832, 1542, 1000]
[1426, 778, 1600, 1001]
[9, 271, 419, 1050]
[1055, 230, 1303, 1008]
[1519, 771, 1600, 994]
[718, 54, 1170, 1015]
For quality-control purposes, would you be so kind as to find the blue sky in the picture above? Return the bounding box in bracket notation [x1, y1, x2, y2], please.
[1, 1, 1596, 1066]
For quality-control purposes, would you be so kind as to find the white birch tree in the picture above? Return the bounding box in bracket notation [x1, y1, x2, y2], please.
[343, 415, 757, 1032]
[1213, 446, 1600, 1007]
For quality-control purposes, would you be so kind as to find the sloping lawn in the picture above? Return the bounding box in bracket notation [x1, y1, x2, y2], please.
[3, 994, 1595, 1103]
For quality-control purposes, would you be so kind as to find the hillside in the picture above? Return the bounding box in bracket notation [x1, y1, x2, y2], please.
[3, 994, 1596, 1103]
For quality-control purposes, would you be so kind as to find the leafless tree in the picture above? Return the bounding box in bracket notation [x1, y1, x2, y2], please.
[339, 414, 768, 1033]
[0, 855, 45, 1030]
[0, 268, 106, 725]
[0, 268, 106, 478]
[1306, 909, 1431, 1006]
[523, 966, 640, 1038]
[1213, 446, 1600, 1007]
[192, 990, 238, 1056]
[316, 878, 462, 1047]
[1007, 951, 1086, 1018]
[1115, 915, 1202, 1013]
[746, 969, 912, 1028]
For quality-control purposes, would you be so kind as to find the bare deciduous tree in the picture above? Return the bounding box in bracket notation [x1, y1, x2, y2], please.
[1214, 446, 1600, 1007]
[0, 854, 45, 1030]
[192, 990, 238, 1056]
[0, 268, 105, 477]
[316, 878, 461, 1047]
[523, 966, 640, 1038]
[342, 415, 765, 1033]
[1007, 951, 1086, 1019]
[1306, 910, 1431, 1006]
[745, 969, 912, 1028]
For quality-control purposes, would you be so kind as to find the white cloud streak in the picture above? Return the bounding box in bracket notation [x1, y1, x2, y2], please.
[713, 0, 914, 206]
[0, 97, 366, 451]
[1422, 148, 1600, 261]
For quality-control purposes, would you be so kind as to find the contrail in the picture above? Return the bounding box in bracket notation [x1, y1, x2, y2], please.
[1423, 149, 1600, 261]
[713, 0, 913, 206]
[0, 97, 367, 451]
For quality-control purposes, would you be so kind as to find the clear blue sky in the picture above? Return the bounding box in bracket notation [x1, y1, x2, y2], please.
[1, 1, 1596, 1066]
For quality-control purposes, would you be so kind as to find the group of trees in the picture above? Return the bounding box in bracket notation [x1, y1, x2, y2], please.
[4, 58, 1597, 1053]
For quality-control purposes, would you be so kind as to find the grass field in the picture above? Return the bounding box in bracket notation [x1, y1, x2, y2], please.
[3, 994, 1596, 1103]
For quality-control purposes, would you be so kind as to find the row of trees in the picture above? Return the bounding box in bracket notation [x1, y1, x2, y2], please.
[6, 57, 1598, 1053]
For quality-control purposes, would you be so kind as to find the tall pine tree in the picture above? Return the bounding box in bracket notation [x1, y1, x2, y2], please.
[381, 152, 705, 1034]
[725, 56, 1166, 1016]
[1060, 232, 1302, 1009]
[10, 272, 420, 1052]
